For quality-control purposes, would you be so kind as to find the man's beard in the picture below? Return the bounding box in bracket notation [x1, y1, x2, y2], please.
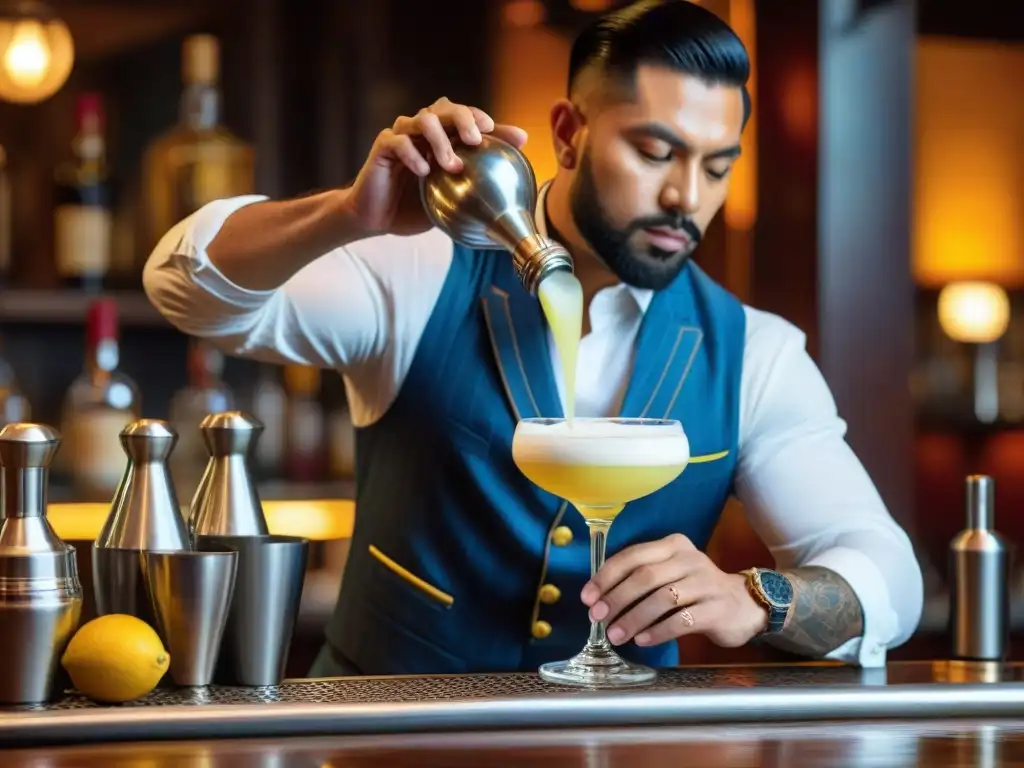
[569, 153, 702, 291]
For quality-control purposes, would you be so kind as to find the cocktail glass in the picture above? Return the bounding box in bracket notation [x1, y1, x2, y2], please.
[511, 417, 690, 688]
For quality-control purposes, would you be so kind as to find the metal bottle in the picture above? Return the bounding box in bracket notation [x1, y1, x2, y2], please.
[93, 419, 190, 625]
[419, 133, 574, 295]
[188, 411, 270, 538]
[0, 423, 83, 704]
[949, 474, 1013, 661]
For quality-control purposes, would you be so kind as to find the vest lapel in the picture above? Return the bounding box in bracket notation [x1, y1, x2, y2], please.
[480, 261, 564, 422]
[619, 264, 704, 420]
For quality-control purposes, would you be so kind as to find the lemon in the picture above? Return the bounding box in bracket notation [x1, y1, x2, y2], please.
[61, 614, 170, 704]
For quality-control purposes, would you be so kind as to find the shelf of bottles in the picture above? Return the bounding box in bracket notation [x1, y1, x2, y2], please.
[0, 33, 252, 315]
[0, 25, 361, 503]
[1, 308, 357, 503]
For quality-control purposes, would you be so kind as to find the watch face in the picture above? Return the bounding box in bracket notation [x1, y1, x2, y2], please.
[759, 570, 794, 607]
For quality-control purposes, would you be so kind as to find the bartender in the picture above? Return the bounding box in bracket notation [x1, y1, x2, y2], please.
[144, 0, 922, 676]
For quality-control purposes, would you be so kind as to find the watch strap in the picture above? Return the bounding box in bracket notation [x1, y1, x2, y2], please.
[741, 567, 790, 635]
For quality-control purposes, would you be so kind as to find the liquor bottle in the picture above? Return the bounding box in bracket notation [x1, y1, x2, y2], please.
[60, 298, 140, 500]
[53, 93, 113, 293]
[283, 365, 325, 483]
[141, 34, 254, 252]
[168, 339, 234, 503]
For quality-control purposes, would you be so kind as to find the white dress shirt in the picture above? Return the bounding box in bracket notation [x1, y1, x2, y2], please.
[142, 190, 924, 668]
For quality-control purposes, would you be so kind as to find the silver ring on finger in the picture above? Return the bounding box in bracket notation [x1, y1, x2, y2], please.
[678, 607, 695, 627]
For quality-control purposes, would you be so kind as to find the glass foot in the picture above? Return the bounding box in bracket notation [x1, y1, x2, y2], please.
[539, 643, 657, 689]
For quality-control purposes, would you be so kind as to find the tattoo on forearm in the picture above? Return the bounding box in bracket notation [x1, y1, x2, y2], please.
[763, 566, 864, 657]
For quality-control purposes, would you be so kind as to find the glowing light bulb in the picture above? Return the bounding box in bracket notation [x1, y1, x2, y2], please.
[3, 21, 51, 88]
[937, 281, 1011, 344]
[0, 6, 75, 104]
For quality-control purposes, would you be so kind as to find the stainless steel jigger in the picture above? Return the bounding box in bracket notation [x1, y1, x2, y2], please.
[142, 549, 238, 687]
[189, 411, 270, 538]
[0, 423, 83, 704]
[196, 534, 308, 686]
[420, 133, 574, 295]
[93, 419, 190, 625]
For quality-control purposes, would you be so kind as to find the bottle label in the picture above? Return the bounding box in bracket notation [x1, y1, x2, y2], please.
[65, 408, 130, 492]
[55, 204, 112, 276]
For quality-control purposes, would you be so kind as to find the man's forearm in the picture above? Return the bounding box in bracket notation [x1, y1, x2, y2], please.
[207, 188, 362, 292]
[763, 566, 864, 657]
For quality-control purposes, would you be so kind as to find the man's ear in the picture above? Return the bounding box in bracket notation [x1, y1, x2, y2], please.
[550, 99, 584, 170]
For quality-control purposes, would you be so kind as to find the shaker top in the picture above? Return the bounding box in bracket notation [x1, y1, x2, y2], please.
[200, 410, 264, 456]
[200, 410, 264, 431]
[95, 418, 190, 551]
[0, 423, 60, 468]
[0, 422, 79, 593]
[120, 418, 178, 462]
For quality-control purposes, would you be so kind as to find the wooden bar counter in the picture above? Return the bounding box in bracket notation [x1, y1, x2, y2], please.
[3, 661, 1024, 765]
[3, 721, 1024, 766]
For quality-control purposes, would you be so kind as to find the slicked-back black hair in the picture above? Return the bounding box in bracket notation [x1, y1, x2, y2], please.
[568, 0, 751, 126]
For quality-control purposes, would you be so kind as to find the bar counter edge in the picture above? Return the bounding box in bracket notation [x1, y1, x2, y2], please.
[4, 662, 1024, 748]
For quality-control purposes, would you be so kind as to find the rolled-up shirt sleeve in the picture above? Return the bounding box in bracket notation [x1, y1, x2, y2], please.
[735, 309, 923, 667]
[142, 195, 452, 377]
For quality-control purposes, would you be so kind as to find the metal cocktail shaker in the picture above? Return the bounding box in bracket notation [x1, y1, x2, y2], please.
[93, 419, 190, 625]
[188, 411, 270, 538]
[419, 133, 574, 295]
[0, 423, 83, 704]
[949, 474, 1013, 661]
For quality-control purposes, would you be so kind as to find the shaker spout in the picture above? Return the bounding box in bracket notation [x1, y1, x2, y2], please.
[199, 410, 264, 457]
[189, 410, 270, 537]
[119, 418, 178, 462]
[93, 418, 189, 625]
[419, 134, 574, 295]
[95, 418, 189, 551]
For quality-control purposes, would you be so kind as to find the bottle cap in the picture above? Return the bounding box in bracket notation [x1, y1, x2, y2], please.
[86, 298, 119, 347]
[76, 92, 104, 129]
[182, 34, 220, 85]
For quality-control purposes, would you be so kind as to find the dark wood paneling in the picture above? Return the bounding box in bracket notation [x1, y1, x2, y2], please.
[751, 0, 819, 354]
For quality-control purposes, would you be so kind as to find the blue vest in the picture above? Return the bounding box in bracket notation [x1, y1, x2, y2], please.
[325, 245, 746, 675]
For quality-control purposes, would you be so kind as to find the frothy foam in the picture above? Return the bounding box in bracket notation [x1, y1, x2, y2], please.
[512, 418, 690, 468]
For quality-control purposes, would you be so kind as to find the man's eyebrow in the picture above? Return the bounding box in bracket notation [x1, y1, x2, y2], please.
[628, 122, 742, 160]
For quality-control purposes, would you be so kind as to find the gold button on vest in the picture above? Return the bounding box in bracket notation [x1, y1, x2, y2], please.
[532, 620, 552, 640]
[551, 526, 573, 547]
[539, 584, 561, 604]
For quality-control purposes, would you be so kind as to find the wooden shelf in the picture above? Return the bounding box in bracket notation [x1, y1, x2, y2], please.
[0, 289, 168, 327]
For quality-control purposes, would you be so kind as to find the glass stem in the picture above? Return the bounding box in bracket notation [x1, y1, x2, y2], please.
[586, 517, 614, 649]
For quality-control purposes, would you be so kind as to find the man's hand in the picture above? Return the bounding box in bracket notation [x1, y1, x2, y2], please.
[343, 97, 528, 238]
[581, 533, 769, 649]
